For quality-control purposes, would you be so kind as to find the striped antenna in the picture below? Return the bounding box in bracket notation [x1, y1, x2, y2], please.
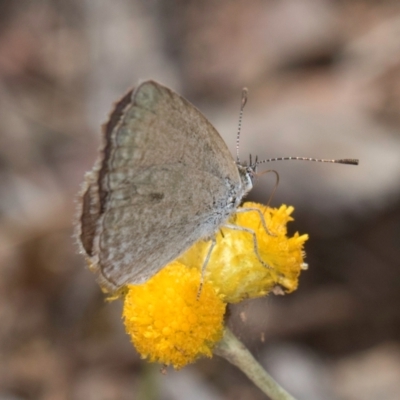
[255, 157, 359, 166]
[236, 88, 248, 164]
[236, 87, 359, 168]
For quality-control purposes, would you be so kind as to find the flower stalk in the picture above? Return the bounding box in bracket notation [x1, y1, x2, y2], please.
[215, 328, 297, 400]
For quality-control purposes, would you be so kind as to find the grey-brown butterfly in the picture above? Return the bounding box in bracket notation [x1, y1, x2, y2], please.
[76, 80, 358, 292]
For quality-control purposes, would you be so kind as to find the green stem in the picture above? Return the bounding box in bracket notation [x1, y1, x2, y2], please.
[214, 328, 297, 400]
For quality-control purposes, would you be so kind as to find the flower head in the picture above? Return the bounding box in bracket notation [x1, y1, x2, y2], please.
[123, 262, 225, 369]
[178, 202, 308, 303]
[122, 202, 308, 368]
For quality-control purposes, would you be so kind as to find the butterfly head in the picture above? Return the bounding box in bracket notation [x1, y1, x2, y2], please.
[237, 154, 258, 195]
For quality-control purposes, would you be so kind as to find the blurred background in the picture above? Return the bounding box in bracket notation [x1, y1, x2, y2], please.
[0, 0, 400, 399]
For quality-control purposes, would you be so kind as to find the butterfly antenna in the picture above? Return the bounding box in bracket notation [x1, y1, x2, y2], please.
[236, 87, 358, 168]
[255, 157, 359, 166]
[236, 87, 248, 164]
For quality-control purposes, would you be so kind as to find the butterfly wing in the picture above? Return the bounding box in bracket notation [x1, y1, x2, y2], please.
[78, 81, 243, 291]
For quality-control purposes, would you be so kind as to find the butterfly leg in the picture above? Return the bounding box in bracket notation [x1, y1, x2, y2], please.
[223, 223, 272, 270]
[235, 207, 275, 236]
[197, 237, 216, 299]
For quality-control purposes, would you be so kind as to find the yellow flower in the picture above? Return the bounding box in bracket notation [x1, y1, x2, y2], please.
[178, 202, 308, 303]
[122, 202, 308, 368]
[123, 262, 226, 369]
